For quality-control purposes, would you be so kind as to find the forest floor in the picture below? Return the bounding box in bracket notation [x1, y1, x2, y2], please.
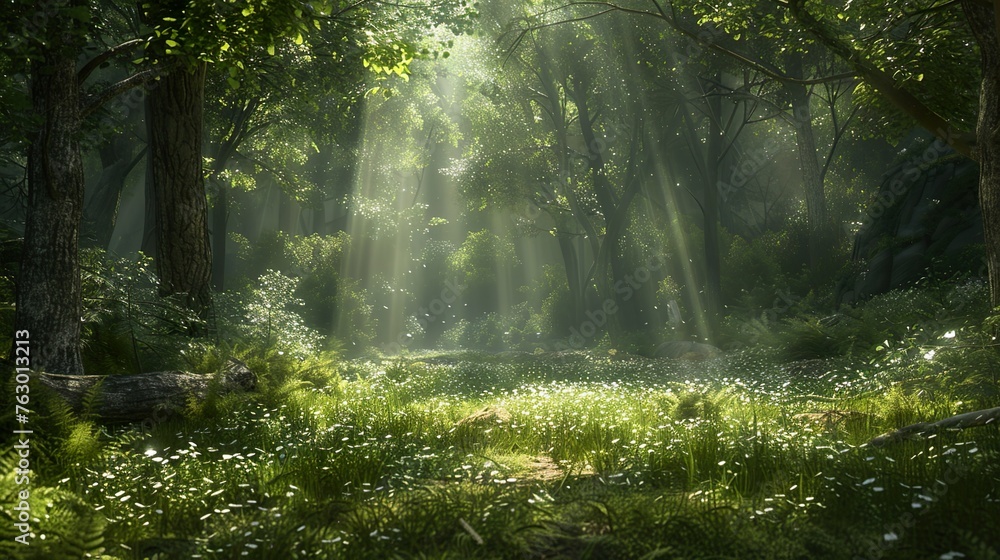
[4, 347, 1000, 559]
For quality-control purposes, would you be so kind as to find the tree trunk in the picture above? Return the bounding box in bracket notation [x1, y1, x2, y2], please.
[212, 180, 227, 291]
[141, 94, 158, 257]
[313, 198, 327, 236]
[785, 65, 828, 271]
[868, 406, 1000, 447]
[277, 188, 299, 234]
[148, 62, 213, 324]
[569, 74, 638, 330]
[37, 358, 256, 423]
[965, 0, 1000, 308]
[14, 14, 86, 375]
[703, 75, 724, 336]
[83, 135, 141, 249]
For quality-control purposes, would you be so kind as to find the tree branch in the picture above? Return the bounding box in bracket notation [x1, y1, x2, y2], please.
[81, 69, 159, 119]
[519, 1, 857, 85]
[78, 38, 145, 83]
[868, 406, 1000, 447]
[787, 0, 976, 159]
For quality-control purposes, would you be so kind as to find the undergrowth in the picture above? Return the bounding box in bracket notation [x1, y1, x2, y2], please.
[2, 287, 999, 559]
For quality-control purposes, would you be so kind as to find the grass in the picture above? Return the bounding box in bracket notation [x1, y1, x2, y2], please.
[2, 342, 999, 559]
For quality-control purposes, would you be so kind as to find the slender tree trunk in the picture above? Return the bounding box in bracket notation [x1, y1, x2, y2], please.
[148, 62, 213, 323]
[83, 135, 142, 249]
[785, 63, 828, 270]
[313, 198, 326, 236]
[792, 94, 827, 266]
[704, 75, 724, 336]
[141, 94, 158, 257]
[569, 75, 638, 329]
[278, 188, 296, 234]
[15, 12, 86, 375]
[965, 0, 1000, 307]
[211, 181, 227, 291]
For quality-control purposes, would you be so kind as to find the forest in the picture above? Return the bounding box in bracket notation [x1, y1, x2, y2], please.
[1, 0, 999, 558]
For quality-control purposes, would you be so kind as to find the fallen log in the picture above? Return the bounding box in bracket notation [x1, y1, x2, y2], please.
[867, 406, 1000, 447]
[36, 357, 256, 423]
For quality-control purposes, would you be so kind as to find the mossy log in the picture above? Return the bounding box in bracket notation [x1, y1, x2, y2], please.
[36, 358, 256, 423]
[867, 406, 1000, 447]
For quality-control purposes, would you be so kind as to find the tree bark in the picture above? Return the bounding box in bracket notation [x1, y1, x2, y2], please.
[278, 187, 297, 234]
[141, 95, 158, 257]
[14, 7, 86, 375]
[37, 358, 256, 423]
[148, 62, 213, 324]
[965, 0, 1000, 308]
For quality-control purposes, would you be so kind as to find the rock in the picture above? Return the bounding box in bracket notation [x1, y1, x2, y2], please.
[889, 242, 928, 288]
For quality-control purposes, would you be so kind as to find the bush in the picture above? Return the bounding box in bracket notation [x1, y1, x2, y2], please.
[216, 270, 324, 359]
[231, 231, 376, 351]
[448, 229, 519, 317]
[79, 249, 200, 373]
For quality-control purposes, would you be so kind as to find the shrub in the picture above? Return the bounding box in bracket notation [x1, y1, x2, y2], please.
[231, 232, 376, 351]
[79, 249, 200, 373]
[216, 269, 323, 359]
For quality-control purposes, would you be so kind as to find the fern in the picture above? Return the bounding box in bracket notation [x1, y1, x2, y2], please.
[41, 499, 106, 560]
[79, 378, 104, 423]
[0, 482, 107, 560]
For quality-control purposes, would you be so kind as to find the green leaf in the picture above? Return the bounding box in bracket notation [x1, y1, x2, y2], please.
[267, 44, 275, 56]
[294, 32, 304, 45]
[165, 39, 179, 47]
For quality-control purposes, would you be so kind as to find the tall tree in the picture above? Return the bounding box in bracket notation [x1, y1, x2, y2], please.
[12, 0, 88, 375]
[5, 0, 152, 373]
[146, 60, 213, 318]
[138, 0, 336, 324]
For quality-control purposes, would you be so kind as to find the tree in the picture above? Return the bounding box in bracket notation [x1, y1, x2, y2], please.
[5, 1, 151, 374]
[12, 1, 89, 375]
[138, 0, 348, 325]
